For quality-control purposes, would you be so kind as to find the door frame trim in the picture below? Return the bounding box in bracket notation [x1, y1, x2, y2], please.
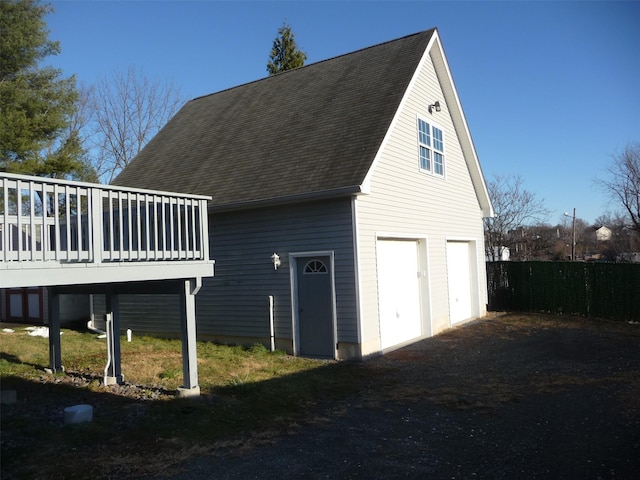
[289, 250, 337, 359]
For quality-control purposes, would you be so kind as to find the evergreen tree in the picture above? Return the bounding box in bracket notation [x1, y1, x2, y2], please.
[0, 0, 93, 180]
[266, 22, 307, 76]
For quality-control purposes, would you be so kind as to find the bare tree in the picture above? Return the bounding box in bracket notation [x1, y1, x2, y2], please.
[90, 65, 184, 183]
[597, 142, 640, 233]
[484, 174, 551, 261]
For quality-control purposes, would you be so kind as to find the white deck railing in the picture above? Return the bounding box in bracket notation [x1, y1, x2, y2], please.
[1, 173, 211, 265]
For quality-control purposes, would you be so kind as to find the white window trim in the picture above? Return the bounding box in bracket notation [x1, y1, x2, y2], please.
[417, 114, 445, 178]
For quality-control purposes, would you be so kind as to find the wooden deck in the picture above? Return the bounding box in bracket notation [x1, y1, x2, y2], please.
[1, 173, 214, 396]
[1, 172, 214, 289]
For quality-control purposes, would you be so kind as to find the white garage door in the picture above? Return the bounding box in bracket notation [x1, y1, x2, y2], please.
[446, 241, 473, 324]
[377, 239, 422, 349]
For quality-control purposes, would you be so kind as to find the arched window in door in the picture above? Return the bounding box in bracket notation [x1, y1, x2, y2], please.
[304, 259, 328, 274]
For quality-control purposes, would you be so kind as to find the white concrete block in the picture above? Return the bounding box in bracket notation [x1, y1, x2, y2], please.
[64, 404, 93, 425]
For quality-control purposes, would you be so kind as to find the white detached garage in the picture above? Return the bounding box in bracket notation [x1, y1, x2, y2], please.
[112, 29, 493, 359]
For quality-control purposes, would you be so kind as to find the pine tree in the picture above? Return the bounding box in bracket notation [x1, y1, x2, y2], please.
[266, 22, 307, 76]
[0, 0, 94, 180]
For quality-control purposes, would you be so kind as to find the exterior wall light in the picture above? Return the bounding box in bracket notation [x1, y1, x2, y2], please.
[428, 101, 441, 114]
[271, 253, 281, 270]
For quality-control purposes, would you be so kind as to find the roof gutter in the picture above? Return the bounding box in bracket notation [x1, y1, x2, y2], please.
[207, 185, 365, 214]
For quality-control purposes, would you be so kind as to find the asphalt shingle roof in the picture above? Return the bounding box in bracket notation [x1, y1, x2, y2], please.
[113, 29, 436, 208]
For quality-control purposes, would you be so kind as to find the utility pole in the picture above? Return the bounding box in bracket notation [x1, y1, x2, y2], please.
[564, 208, 576, 261]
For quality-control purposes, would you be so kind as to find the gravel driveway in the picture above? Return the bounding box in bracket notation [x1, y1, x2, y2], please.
[157, 314, 640, 480]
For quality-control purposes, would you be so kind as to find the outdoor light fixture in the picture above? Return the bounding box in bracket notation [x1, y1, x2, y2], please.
[271, 253, 281, 270]
[428, 101, 441, 114]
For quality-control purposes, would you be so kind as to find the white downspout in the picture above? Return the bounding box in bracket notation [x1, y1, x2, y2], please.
[269, 295, 275, 352]
[103, 313, 112, 383]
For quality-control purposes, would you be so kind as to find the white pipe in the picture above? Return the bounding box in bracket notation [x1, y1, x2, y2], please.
[103, 313, 112, 383]
[269, 295, 275, 352]
[87, 294, 106, 337]
[87, 318, 105, 335]
[87, 320, 106, 337]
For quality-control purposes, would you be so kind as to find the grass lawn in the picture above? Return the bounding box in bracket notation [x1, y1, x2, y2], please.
[0, 325, 374, 479]
[2, 314, 638, 479]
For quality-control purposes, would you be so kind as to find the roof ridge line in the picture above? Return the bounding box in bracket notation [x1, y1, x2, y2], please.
[189, 28, 437, 103]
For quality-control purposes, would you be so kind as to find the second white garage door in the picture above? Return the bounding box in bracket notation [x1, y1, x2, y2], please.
[446, 241, 473, 324]
[377, 239, 422, 349]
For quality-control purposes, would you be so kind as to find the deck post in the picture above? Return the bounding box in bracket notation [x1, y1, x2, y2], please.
[47, 288, 63, 373]
[104, 293, 124, 385]
[90, 187, 104, 263]
[177, 278, 200, 397]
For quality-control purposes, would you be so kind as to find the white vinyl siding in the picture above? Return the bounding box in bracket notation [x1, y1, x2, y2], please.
[356, 46, 487, 351]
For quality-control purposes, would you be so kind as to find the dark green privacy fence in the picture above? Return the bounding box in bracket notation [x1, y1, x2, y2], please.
[486, 262, 640, 321]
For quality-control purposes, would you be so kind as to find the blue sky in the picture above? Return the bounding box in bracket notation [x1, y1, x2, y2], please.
[47, 0, 640, 225]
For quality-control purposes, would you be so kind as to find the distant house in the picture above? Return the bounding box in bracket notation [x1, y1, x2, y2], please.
[596, 226, 612, 242]
[487, 246, 510, 262]
[111, 29, 494, 359]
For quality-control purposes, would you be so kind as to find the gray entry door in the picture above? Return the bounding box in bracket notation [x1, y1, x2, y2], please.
[296, 256, 335, 358]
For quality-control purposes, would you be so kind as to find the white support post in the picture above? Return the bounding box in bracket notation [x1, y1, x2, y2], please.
[169, 198, 175, 258]
[75, 186, 82, 259]
[47, 288, 63, 373]
[90, 188, 103, 263]
[176, 199, 183, 258]
[136, 193, 142, 258]
[29, 181, 36, 260]
[190, 199, 196, 258]
[200, 199, 210, 261]
[127, 192, 133, 259]
[153, 195, 159, 259]
[178, 278, 200, 398]
[16, 180, 23, 261]
[54, 184, 61, 261]
[44, 185, 54, 260]
[2, 179, 8, 262]
[161, 198, 168, 259]
[118, 192, 124, 260]
[104, 293, 124, 385]
[144, 194, 151, 259]
[108, 191, 115, 260]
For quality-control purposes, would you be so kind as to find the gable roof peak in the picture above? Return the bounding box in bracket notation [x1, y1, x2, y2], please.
[115, 27, 474, 211]
[190, 28, 438, 104]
